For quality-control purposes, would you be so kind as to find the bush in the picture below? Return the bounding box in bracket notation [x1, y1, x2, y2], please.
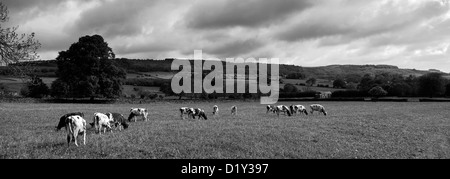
[26, 76, 50, 98]
[331, 90, 367, 98]
[369, 86, 388, 98]
[333, 79, 347, 88]
[283, 83, 299, 93]
[20, 86, 30, 97]
[149, 93, 158, 100]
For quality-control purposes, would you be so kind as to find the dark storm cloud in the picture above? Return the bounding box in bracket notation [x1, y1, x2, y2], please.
[185, 0, 313, 29]
[1, 0, 64, 11]
[204, 38, 264, 58]
[114, 41, 175, 55]
[276, 0, 448, 44]
[70, 0, 160, 38]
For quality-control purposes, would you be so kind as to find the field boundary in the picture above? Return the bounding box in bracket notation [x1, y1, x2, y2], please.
[1, 96, 450, 104]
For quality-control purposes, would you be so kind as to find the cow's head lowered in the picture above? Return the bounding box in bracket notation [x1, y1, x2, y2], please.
[198, 111, 208, 120]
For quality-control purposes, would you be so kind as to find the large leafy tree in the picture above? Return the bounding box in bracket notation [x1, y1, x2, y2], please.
[418, 73, 445, 97]
[306, 78, 316, 86]
[333, 78, 346, 89]
[0, 2, 41, 80]
[52, 35, 125, 99]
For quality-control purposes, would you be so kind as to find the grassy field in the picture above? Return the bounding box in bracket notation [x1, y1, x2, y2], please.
[0, 101, 449, 159]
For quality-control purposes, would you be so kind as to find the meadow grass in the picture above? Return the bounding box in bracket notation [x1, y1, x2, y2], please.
[0, 101, 449, 159]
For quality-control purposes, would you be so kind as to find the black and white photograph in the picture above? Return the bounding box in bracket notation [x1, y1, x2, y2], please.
[1, 0, 450, 167]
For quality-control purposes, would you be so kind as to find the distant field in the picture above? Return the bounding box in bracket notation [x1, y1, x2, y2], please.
[1, 101, 449, 159]
[122, 85, 163, 97]
[0, 76, 56, 93]
[282, 79, 343, 92]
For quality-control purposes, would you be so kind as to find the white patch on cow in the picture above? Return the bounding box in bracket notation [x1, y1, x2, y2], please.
[66, 115, 86, 147]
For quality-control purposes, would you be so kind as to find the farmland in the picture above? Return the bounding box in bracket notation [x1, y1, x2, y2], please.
[0, 101, 449, 159]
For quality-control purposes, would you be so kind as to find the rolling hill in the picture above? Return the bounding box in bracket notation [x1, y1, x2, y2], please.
[3, 59, 444, 80]
[1, 59, 447, 95]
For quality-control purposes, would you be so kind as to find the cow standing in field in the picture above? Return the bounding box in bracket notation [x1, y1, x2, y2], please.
[289, 105, 295, 115]
[292, 105, 308, 115]
[107, 113, 129, 131]
[128, 108, 148, 122]
[91, 112, 114, 134]
[276, 105, 292, 117]
[266, 105, 276, 114]
[310, 104, 327, 116]
[193, 108, 208, 120]
[231, 106, 237, 115]
[66, 115, 86, 147]
[180, 107, 195, 120]
[213, 105, 219, 116]
[56, 112, 84, 131]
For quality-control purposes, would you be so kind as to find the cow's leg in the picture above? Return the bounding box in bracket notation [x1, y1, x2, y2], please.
[67, 134, 71, 147]
[73, 131, 78, 147]
[83, 131, 86, 145]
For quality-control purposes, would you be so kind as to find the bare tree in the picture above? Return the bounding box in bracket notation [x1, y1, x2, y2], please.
[0, 2, 41, 81]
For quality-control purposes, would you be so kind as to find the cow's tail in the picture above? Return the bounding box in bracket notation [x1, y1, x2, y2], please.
[68, 117, 74, 134]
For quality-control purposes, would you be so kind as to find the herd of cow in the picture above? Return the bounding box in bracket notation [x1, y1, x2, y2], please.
[56, 104, 327, 147]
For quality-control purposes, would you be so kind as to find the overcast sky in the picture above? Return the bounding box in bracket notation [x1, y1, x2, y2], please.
[3, 0, 450, 72]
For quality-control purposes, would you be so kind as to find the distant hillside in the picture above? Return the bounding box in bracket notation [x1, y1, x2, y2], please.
[299, 64, 438, 80]
[2, 59, 446, 80]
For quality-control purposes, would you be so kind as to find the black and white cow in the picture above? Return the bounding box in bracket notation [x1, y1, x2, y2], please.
[193, 108, 208, 120]
[56, 112, 84, 131]
[276, 105, 292, 116]
[310, 104, 327, 116]
[231, 106, 237, 115]
[128, 108, 148, 122]
[107, 113, 129, 131]
[180, 107, 195, 120]
[291, 105, 308, 115]
[66, 115, 86, 147]
[91, 112, 114, 134]
[213, 105, 219, 115]
[266, 105, 276, 114]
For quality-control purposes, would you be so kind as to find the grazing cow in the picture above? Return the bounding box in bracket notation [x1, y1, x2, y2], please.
[56, 112, 84, 131]
[180, 107, 195, 120]
[66, 115, 86, 147]
[266, 105, 276, 113]
[213, 105, 219, 115]
[91, 112, 114, 134]
[231, 106, 237, 115]
[193, 108, 208, 120]
[128, 108, 148, 122]
[292, 105, 308, 115]
[289, 105, 295, 115]
[310, 104, 327, 116]
[107, 113, 129, 131]
[276, 105, 292, 116]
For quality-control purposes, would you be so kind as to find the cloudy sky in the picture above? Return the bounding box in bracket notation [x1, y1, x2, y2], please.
[3, 0, 450, 72]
